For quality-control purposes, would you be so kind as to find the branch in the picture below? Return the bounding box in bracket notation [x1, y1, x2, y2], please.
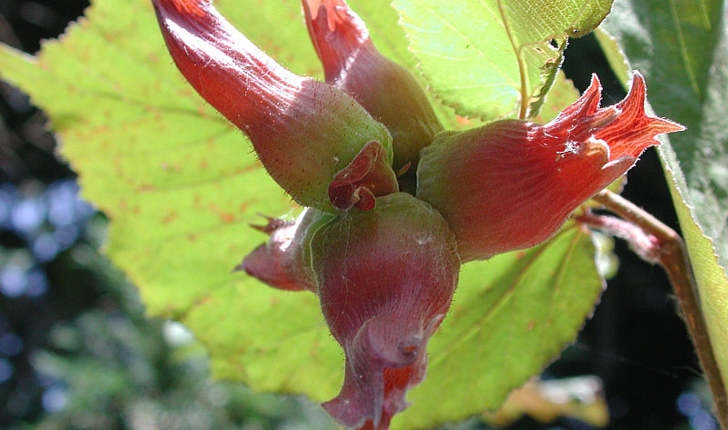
[578, 189, 728, 429]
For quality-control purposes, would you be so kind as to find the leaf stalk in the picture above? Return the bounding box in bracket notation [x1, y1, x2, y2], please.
[579, 189, 728, 429]
[496, 0, 529, 119]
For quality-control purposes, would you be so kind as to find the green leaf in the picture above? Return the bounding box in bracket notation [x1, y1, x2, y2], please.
[392, 0, 613, 120]
[0, 0, 605, 428]
[216, 0, 319, 76]
[600, 0, 728, 393]
[394, 225, 603, 428]
[349, 0, 468, 129]
[532, 70, 581, 123]
[0, 0, 342, 403]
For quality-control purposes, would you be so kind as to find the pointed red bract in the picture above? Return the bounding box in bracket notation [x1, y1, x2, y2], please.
[239, 207, 355, 293]
[152, 0, 397, 212]
[329, 141, 400, 211]
[417, 73, 685, 262]
[238, 212, 319, 292]
[303, 0, 443, 176]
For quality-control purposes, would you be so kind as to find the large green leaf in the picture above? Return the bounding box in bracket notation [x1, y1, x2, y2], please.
[0, 0, 342, 402]
[396, 225, 603, 428]
[599, 0, 728, 393]
[392, 0, 612, 120]
[0, 0, 604, 427]
[348, 0, 467, 129]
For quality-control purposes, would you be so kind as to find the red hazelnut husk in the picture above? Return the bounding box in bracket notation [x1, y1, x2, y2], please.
[152, 0, 398, 212]
[417, 73, 685, 261]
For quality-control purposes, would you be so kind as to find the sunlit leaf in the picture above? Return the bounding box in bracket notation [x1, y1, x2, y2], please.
[394, 225, 603, 428]
[392, 0, 612, 120]
[532, 70, 581, 123]
[0, 0, 343, 403]
[347, 0, 466, 129]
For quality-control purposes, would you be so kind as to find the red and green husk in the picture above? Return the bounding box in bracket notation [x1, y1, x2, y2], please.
[312, 193, 459, 430]
[303, 0, 443, 191]
[151, 0, 685, 429]
[417, 73, 685, 262]
[151, 0, 398, 212]
[240, 194, 459, 430]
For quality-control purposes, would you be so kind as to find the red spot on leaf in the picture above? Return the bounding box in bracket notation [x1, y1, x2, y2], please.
[162, 210, 178, 224]
[219, 213, 236, 223]
[136, 184, 156, 193]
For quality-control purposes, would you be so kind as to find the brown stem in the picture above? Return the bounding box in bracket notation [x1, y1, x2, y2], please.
[579, 189, 728, 428]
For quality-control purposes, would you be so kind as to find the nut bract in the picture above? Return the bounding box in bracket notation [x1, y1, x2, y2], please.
[303, 0, 443, 179]
[243, 194, 459, 430]
[310, 193, 460, 430]
[238, 208, 330, 292]
[151, 0, 397, 212]
[417, 73, 685, 262]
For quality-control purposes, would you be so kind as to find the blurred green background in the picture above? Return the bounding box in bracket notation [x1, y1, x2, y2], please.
[0, 1, 719, 429]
